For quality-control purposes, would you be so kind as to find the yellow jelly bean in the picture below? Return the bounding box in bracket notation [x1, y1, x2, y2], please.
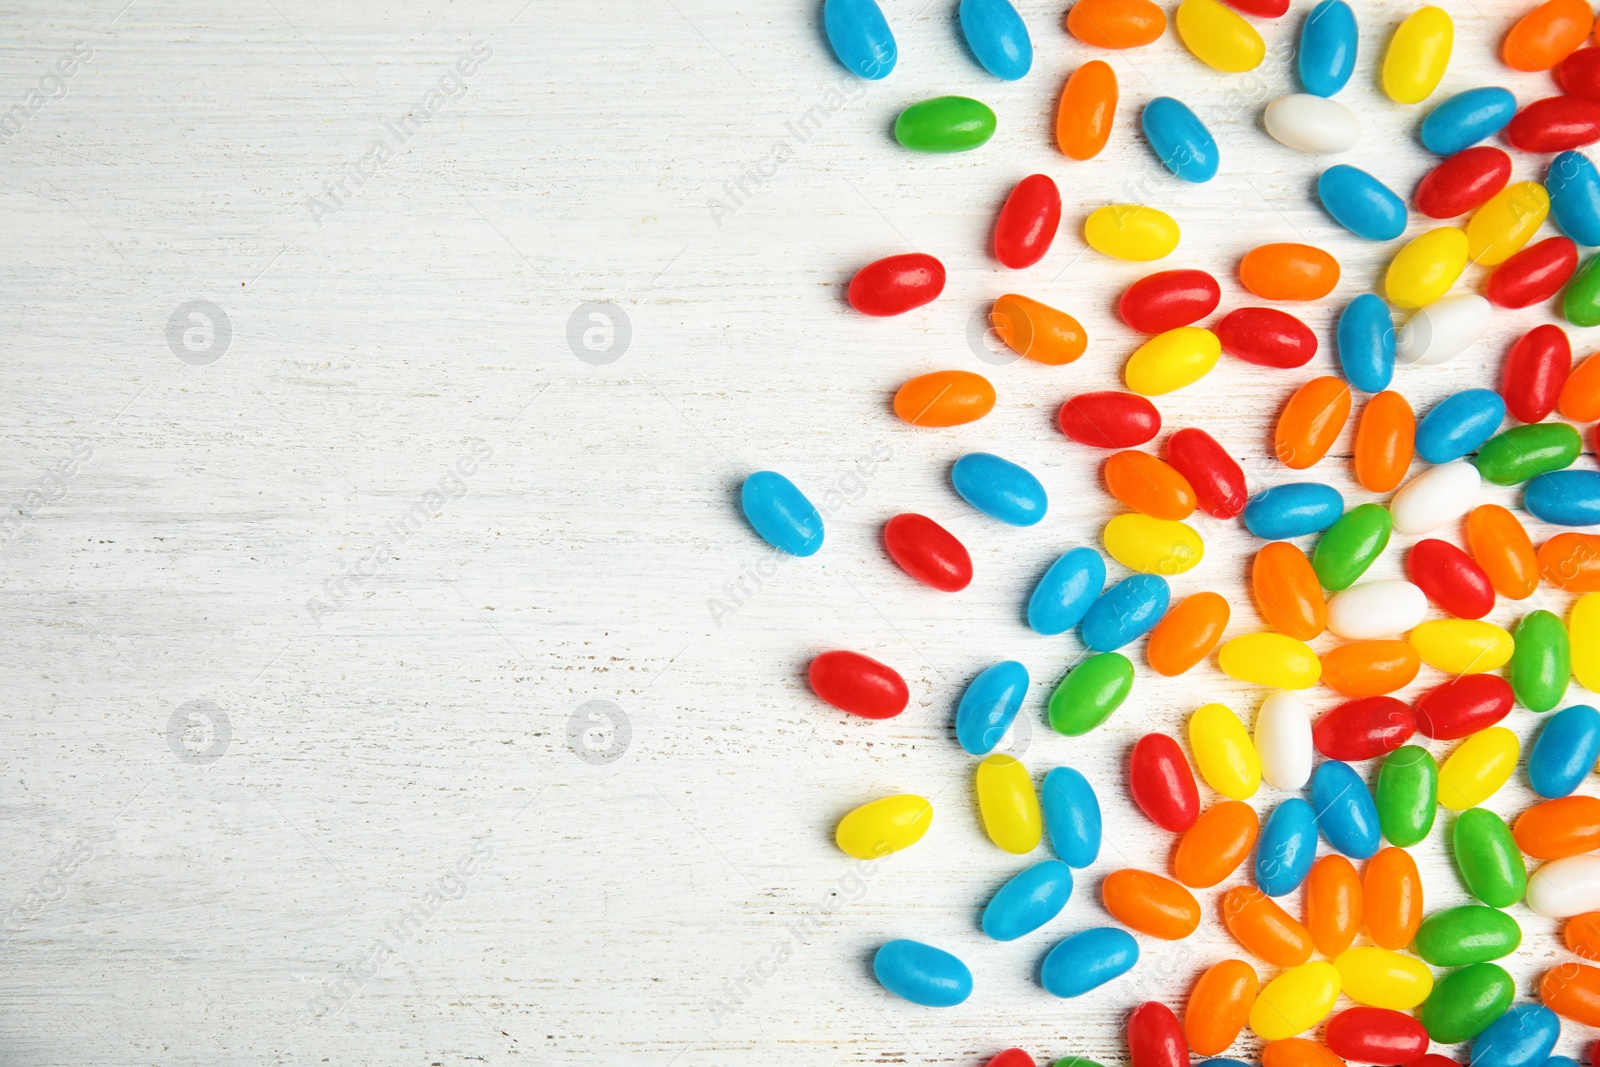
[1467, 182, 1550, 266]
[1409, 619, 1514, 674]
[1103, 514, 1204, 575]
[1574, 593, 1600, 693]
[1189, 702, 1261, 800]
[1383, 6, 1454, 104]
[1439, 726, 1519, 811]
[1125, 327, 1220, 395]
[1334, 946, 1434, 1009]
[836, 794, 933, 859]
[976, 753, 1041, 854]
[1086, 204, 1180, 261]
[1249, 961, 1340, 1040]
[1385, 227, 1468, 308]
[1176, 0, 1265, 72]
[1218, 633, 1321, 689]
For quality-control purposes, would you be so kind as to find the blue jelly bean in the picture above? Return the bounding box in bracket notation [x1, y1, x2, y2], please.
[823, 0, 897, 80]
[1042, 766, 1102, 867]
[1299, 0, 1357, 97]
[1543, 1057, 1580, 1067]
[1141, 98, 1219, 184]
[1415, 388, 1506, 464]
[956, 660, 1030, 755]
[1530, 705, 1600, 798]
[1527, 470, 1600, 526]
[959, 0, 1031, 80]
[1080, 574, 1169, 652]
[1318, 165, 1406, 241]
[1040, 926, 1138, 997]
[1029, 547, 1107, 635]
[1337, 294, 1396, 393]
[952, 452, 1047, 526]
[1548, 150, 1600, 247]
[873, 939, 973, 1006]
[983, 859, 1073, 941]
[1420, 87, 1517, 155]
[1471, 1004, 1560, 1067]
[740, 471, 823, 556]
[1256, 797, 1317, 896]
[1243, 483, 1345, 539]
[1311, 759, 1381, 859]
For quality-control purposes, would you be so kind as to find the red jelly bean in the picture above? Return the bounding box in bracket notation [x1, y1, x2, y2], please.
[1414, 146, 1512, 219]
[1313, 697, 1415, 761]
[1130, 733, 1201, 832]
[1119, 269, 1222, 333]
[1129, 1002, 1186, 1067]
[1216, 307, 1318, 369]
[1324, 1007, 1429, 1065]
[1507, 96, 1600, 152]
[883, 514, 972, 592]
[1222, 0, 1288, 15]
[1059, 391, 1161, 448]
[1502, 324, 1572, 424]
[1414, 675, 1513, 739]
[808, 651, 909, 718]
[847, 253, 945, 316]
[995, 174, 1062, 270]
[1407, 539, 1494, 619]
[1166, 427, 1247, 519]
[1487, 236, 1578, 309]
[985, 1052, 1035, 1067]
[1559, 47, 1600, 101]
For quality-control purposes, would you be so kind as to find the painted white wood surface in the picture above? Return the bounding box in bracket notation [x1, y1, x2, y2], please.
[0, 0, 1596, 1063]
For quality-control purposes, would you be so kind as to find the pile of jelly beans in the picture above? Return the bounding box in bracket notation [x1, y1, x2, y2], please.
[743, 0, 1600, 1064]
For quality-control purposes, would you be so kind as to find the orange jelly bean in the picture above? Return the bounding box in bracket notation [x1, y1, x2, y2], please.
[1541, 961, 1600, 1026]
[893, 370, 996, 427]
[1058, 60, 1118, 160]
[1321, 640, 1422, 697]
[1276, 377, 1352, 470]
[1223, 886, 1314, 967]
[1542, 532, 1600, 593]
[1187, 959, 1260, 1056]
[1241, 244, 1341, 301]
[1147, 591, 1230, 676]
[990, 294, 1087, 365]
[1105, 450, 1197, 520]
[1566, 911, 1600, 958]
[1467, 504, 1540, 600]
[1066, 0, 1167, 48]
[1176, 800, 1260, 888]
[1506, 0, 1594, 72]
[1363, 847, 1422, 951]
[1306, 854, 1362, 958]
[1252, 541, 1327, 641]
[1515, 795, 1600, 859]
[1353, 390, 1414, 493]
[1559, 352, 1600, 421]
[1102, 868, 1201, 939]
[1264, 1040, 1348, 1067]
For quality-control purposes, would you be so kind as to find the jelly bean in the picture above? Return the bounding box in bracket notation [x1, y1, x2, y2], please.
[1221, 633, 1321, 689]
[1470, 1005, 1559, 1067]
[1218, 308, 1317, 370]
[1058, 61, 1118, 161]
[1223, 885, 1312, 965]
[1527, 470, 1600, 526]
[1130, 733, 1200, 832]
[984, 859, 1073, 940]
[987, 1052, 1036, 1067]
[1508, 96, 1600, 152]
[1254, 542, 1326, 640]
[895, 96, 996, 152]
[1453, 807, 1526, 907]
[1176, 800, 1258, 887]
[1416, 147, 1511, 219]
[1326, 1007, 1428, 1065]
[837, 794, 933, 858]
[1505, 328, 1573, 426]
[1264, 1044, 1346, 1067]
[1438, 726, 1519, 810]
[1421, 87, 1517, 155]
[1168, 428, 1247, 519]
[1467, 182, 1550, 266]
[1256, 797, 1318, 896]
[824, 0, 897, 79]
[1306, 854, 1362, 957]
[1397, 294, 1491, 366]
[1353, 391, 1415, 493]
[1313, 760, 1380, 859]
[1337, 295, 1396, 394]
[1507, 0, 1592, 69]
[1322, 641, 1421, 697]
[1066, 0, 1166, 48]
[1125, 327, 1220, 394]
[1528, 704, 1600, 797]
[1363, 846, 1422, 949]
[1404, 598, 1520, 667]
[1299, 0, 1357, 96]
[1040, 926, 1137, 996]
[1105, 452, 1197, 520]
[1243, 483, 1344, 539]
[1415, 389, 1504, 464]
[1256, 690, 1313, 790]
[1327, 580, 1427, 640]
[1120, 270, 1221, 333]
[1518, 795, 1600, 859]
[1544, 533, 1600, 592]
[1250, 961, 1341, 1040]
[1318, 166, 1405, 241]
[991, 294, 1089, 365]
[1530, 854, 1600, 916]
[893, 370, 996, 428]
[977, 754, 1041, 853]
[873, 940, 972, 1006]
[1187, 959, 1259, 1056]
[1566, 252, 1600, 326]
[1314, 504, 1393, 592]
[1276, 378, 1351, 469]
[885, 513, 973, 591]
[1422, 963, 1515, 1043]
[849, 253, 946, 315]
[1512, 610, 1571, 712]
[956, 660, 1030, 755]
[1407, 538, 1493, 618]
[1560, 46, 1600, 99]
[1060, 392, 1161, 449]
[810, 650, 908, 718]
[1468, 504, 1540, 600]
[1265, 95, 1361, 155]
[1382, 6, 1453, 104]
[1042, 766, 1102, 866]
[1130, 1002, 1186, 1067]
[952, 453, 1047, 526]
[1149, 593, 1231, 676]
[961, 0, 1032, 80]
[1029, 548, 1107, 636]
[1103, 868, 1200, 939]
[1082, 575, 1170, 651]
[1376, 746, 1438, 847]
[1542, 963, 1600, 1027]
[994, 175, 1060, 269]
[1568, 912, 1600, 958]
[741, 472, 824, 558]
[1390, 460, 1480, 534]
[1241, 244, 1340, 301]
[1189, 702, 1261, 799]
[1055, 1058, 1110, 1067]
[1415, 674, 1514, 739]
[1086, 205, 1179, 261]
[1488, 238, 1578, 309]
[1414, 904, 1521, 966]
[1177, 0, 1265, 71]
[1561, 351, 1600, 420]
[1549, 150, 1600, 245]
[1336, 947, 1433, 1009]
[1142, 98, 1219, 183]
[1049, 653, 1135, 736]
[1106, 515, 1206, 576]
[1314, 697, 1413, 761]
[1385, 227, 1468, 307]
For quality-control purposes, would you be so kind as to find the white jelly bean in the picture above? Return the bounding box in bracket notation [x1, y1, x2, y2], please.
[1527, 854, 1600, 917]
[1254, 690, 1312, 791]
[1326, 579, 1428, 639]
[1390, 460, 1481, 534]
[1395, 294, 1491, 366]
[1263, 94, 1361, 154]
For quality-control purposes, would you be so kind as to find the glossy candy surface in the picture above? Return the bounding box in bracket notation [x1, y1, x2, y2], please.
[1042, 766, 1102, 866]
[1257, 691, 1313, 790]
[1488, 237, 1577, 309]
[1102, 868, 1200, 938]
[1548, 150, 1600, 245]
[1407, 538, 1493, 618]
[1105, 452, 1197, 520]
[956, 660, 1030, 755]
[1453, 807, 1525, 907]
[1502, 325, 1572, 422]
[1544, 533, 1600, 592]
[1386, 227, 1468, 307]
[1040, 926, 1138, 996]
[1030, 548, 1107, 635]
[1417, 147, 1511, 221]
[976, 754, 1042, 853]
[1527, 469, 1600, 526]
[1354, 391, 1415, 493]
[1265, 94, 1362, 154]
[1421, 87, 1516, 154]
[811, 651, 908, 718]
[1125, 327, 1220, 394]
[1312, 760, 1380, 858]
[952, 453, 1047, 526]
[1187, 959, 1259, 1055]
[1326, 580, 1427, 640]
[991, 294, 1088, 365]
[895, 97, 997, 152]
[1396, 294, 1491, 366]
[1307, 854, 1362, 957]
[1415, 388, 1504, 463]
[1414, 904, 1521, 965]
[1338, 295, 1395, 393]
[1559, 45, 1600, 98]
[894, 370, 996, 428]
[1376, 746, 1438, 847]
[984, 859, 1073, 940]
[1318, 168, 1403, 245]
[1507, 96, 1600, 152]
[1510, 609, 1571, 712]
[824, 0, 897, 79]
[1466, 182, 1549, 266]
[1121, 270, 1220, 332]
[1176, 800, 1258, 887]
[1058, 61, 1118, 160]
[1515, 795, 1600, 859]
[1335, 946, 1433, 1009]
[1276, 377, 1350, 468]
[961, 0, 1033, 80]
[1527, 853, 1600, 916]
[884, 515, 973, 594]
[1314, 503, 1392, 591]
[1299, 0, 1357, 97]
[1243, 483, 1344, 539]
[1321, 641, 1420, 696]
[1313, 697, 1413, 760]
[1142, 98, 1218, 183]
[1168, 428, 1247, 518]
[1082, 574, 1170, 651]
[1066, 0, 1167, 47]
[1438, 727, 1518, 809]
[1149, 593, 1230, 676]
[1129, 1002, 1186, 1067]
[994, 175, 1060, 268]
[1130, 733, 1200, 832]
[1086, 205, 1179, 260]
[1325, 1007, 1429, 1065]
[1561, 352, 1600, 420]
[1241, 244, 1340, 300]
[1049, 652, 1134, 735]
[1060, 392, 1161, 448]
[849, 253, 946, 315]
[1422, 963, 1514, 1043]
[1223, 885, 1312, 965]
[741, 471, 824, 557]
[1364, 847, 1423, 949]
[1256, 797, 1318, 896]
[1390, 461, 1481, 534]
[1528, 704, 1600, 797]
[1566, 253, 1600, 326]
[1250, 961, 1341, 1040]
[1218, 308, 1317, 368]
[1189, 702, 1260, 798]
[1176, 0, 1265, 71]
[1382, 6, 1453, 104]
[1415, 674, 1513, 739]
[1505, 0, 1592, 69]
[873, 940, 972, 1006]
[837, 794, 932, 858]
[1469, 1005, 1559, 1067]
[1540, 962, 1600, 1026]
[1219, 633, 1320, 689]
[1254, 541, 1326, 640]
[1467, 504, 1539, 599]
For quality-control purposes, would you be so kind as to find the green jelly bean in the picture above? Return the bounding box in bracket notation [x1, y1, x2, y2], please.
[1054, 1060, 1109, 1067]
[1419, 962, 1514, 1043]
[1474, 423, 1583, 486]
[1376, 745, 1438, 847]
[1566, 253, 1600, 327]
[1413, 904, 1522, 966]
[1453, 808, 1527, 908]
[1312, 503, 1392, 591]
[1048, 652, 1133, 736]
[894, 96, 996, 152]
[1511, 609, 1571, 713]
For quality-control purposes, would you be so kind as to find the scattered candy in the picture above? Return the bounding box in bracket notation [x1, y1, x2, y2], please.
[837, 794, 932, 858]
[1086, 204, 1180, 260]
[1298, 1, 1357, 97]
[1058, 61, 1118, 159]
[811, 650, 909, 718]
[1318, 166, 1406, 240]
[1041, 766, 1102, 866]
[849, 253, 946, 315]
[976, 753, 1042, 853]
[952, 452, 1048, 526]
[1421, 86, 1517, 154]
[1066, 0, 1167, 48]
[1176, 0, 1266, 72]
[992, 294, 1088, 364]
[873, 939, 972, 1006]
[960, 0, 1033, 81]
[982, 859, 1072, 940]
[1040, 926, 1137, 995]
[1265, 94, 1361, 154]
[1381, 6, 1454, 105]
[1241, 243, 1340, 300]
[955, 660, 1029, 755]
[1142, 97, 1219, 183]
[994, 174, 1060, 268]
[1255, 692, 1312, 787]
[741, 471, 824, 556]
[895, 96, 997, 152]
[823, 0, 896, 79]
[894, 370, 995, 427]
